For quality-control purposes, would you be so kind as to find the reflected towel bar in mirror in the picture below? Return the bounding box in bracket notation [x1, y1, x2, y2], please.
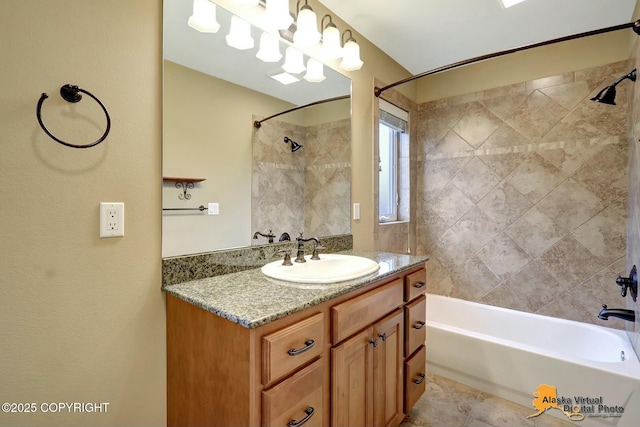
[163, 205, 206, 212]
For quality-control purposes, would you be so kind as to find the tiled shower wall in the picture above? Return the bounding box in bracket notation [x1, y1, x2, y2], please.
[417, 61, 631, 330]
[252, 117, 351, 241]
[627, 41, 640, 356]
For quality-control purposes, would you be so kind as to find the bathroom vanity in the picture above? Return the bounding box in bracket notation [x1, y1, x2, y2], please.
[164, 251, 427, 427]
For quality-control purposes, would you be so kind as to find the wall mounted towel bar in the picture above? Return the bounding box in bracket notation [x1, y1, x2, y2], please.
[162, 206, 206, 212]
[36, 84, 111, 148]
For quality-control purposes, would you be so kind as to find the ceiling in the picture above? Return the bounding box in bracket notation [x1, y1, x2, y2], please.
[164, 0, 351, 105]
[320, 0, 638, 75]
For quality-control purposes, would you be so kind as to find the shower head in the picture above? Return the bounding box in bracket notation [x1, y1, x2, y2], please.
[284, 136, 303, 152]
[591, 69, 637, 105]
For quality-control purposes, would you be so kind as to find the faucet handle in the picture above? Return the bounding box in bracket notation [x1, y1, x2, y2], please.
[311, 243, 325, 260]
[278, 249, 293, 266]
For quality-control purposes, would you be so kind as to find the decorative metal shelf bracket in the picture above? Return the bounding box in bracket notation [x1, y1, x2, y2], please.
[163, 177, 205, 200]
[176, 181, 194, 200]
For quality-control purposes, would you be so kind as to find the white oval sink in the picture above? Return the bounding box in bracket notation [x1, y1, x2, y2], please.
[261, 254, 380, 284]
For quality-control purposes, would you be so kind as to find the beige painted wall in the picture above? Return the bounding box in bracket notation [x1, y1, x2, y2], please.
[417, 31, 634, 103]
[0, 1, 164, 426]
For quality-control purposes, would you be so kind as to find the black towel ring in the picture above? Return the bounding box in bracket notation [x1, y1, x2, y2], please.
[36, 84, 111, 149]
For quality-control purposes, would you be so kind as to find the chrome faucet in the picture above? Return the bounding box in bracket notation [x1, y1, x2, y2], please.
[597, 305, 635, 322]
[295, 233, 319, 263]
[253, 230, 275, 244]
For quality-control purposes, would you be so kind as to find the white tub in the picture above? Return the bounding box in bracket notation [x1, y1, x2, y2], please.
[426, 294, 640, 427]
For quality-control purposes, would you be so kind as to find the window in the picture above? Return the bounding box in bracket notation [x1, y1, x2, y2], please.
[378, 100, 408, 223]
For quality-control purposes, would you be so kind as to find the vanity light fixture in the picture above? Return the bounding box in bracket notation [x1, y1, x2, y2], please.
[304, 58, 326, 82]
[339, 29, 364, 71]
[256, 32, 282, 62]
[282, 46, 306, 73]
[187, 0, 220, 33]
[320, 15, 342, 59]
[264, 0, 293, 30]
[501, 0, 526, 8]
[591, 69, 637, 105]
[293, 0, 321, 46]
[269, 71, 300, 85]
[226, 15, 254, 50]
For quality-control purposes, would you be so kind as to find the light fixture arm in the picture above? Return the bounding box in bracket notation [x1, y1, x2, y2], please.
[375, 19, 640, 97]
[342, 29, 355, 45]
[321, 14, 335, 30]
[296, 0, 310, 16]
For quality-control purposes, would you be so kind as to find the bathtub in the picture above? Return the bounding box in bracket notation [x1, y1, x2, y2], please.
[425, 294, 640, 427]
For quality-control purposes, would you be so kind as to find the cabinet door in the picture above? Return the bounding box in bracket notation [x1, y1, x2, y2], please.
[331, 328, 374, 427]
[373, 309, 404, 427]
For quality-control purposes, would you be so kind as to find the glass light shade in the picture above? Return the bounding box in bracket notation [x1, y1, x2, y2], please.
[256, 32, 282, 62]
[304, 58, 326, 82]
[340, 39, 363, 71]
[293, 6, 321, 46]
[282, 46, 306, 74]
[226, 16, 254, 50]
[264, 0, 293, 30]
[187, 0, 220, 33]
[233, 0, 260, 6]
[320, 24, 342, 59]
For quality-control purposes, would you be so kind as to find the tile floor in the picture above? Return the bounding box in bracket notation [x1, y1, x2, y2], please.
[400, 374, 578, 427]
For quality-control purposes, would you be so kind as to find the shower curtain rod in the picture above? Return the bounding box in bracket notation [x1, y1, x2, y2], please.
[253, 94, 350, 128]
[375, 20, 640, 97]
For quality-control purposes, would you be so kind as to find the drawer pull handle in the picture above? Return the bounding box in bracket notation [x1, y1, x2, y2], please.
[288, 340, 315, 356]
[413, 373, 426, 385]
[379, 332, 387, 341]
[413, 321, 426, 330]
[288, 407, 314, 427]
[413, 282, 426, 289]
[369, 339, 378, 348]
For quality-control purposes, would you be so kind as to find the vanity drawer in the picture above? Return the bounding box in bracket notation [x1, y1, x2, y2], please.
[405, 269, 427, 302]
[262, 358, 325, 427]
[405, 295, 426, 357]
[404, 345, 426, 413]
[262, 312, 324, 385]
[331, 278, 403, 344]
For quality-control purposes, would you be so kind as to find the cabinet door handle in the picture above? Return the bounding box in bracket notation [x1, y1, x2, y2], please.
[287, 407, 314, 427]
[378, 332, 387, 341]
[413, 281, 426, 289]
[413, 373, 426, 385]
[413, 321, 426, 330]
[369, 339, 378, 348]
[288, 340, 315, 356]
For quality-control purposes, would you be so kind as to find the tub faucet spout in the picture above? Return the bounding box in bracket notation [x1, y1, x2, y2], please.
[597, 304, 635, 322]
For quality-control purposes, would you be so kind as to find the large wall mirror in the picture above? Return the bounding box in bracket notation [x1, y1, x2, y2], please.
[162, 0, 352, 258]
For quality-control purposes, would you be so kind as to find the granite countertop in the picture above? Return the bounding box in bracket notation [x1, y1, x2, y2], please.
[162, 250, 428, 329]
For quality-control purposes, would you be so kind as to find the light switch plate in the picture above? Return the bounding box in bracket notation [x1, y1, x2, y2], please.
[208, 203, 219, 215]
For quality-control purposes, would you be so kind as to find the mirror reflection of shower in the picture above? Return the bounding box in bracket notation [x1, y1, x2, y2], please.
[284, 136, 303, 152]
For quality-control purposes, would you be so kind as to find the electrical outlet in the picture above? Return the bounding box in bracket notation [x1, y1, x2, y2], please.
[100, 202, 124, 238]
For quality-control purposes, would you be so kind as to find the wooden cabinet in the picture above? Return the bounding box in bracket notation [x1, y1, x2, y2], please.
[167, 265, 427, 427]
[331, 281, 405, 427]
[402, 269, 427, 414]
